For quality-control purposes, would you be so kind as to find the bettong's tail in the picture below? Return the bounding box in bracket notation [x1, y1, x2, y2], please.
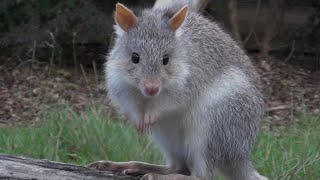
[153, 0, 210, 12]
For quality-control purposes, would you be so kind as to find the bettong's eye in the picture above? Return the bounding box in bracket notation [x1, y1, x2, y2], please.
[163, 55, 169, 65]
[131, 53, 140, 64]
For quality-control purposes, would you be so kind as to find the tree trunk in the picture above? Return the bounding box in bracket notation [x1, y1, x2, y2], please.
[228, 0, 242, 45]
[0, 154, 139, 180]
[260, 0, 285, 58]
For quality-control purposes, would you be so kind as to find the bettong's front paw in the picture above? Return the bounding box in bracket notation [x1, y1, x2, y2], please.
[87, 161, 118, 171]
[135, 111, 158, 135]
[87, 161, 148, 176]
[143, 111, 158, 134]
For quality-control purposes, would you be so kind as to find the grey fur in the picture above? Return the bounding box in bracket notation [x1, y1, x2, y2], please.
[106, 4, 267, 180]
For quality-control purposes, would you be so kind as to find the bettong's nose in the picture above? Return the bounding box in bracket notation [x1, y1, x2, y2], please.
[142, 79, 161, 96]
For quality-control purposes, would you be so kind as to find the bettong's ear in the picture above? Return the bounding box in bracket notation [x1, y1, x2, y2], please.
[168, 5, 188, 31]
[115, 3, 138, 32]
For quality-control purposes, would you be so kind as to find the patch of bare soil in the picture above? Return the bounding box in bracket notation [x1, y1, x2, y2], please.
[0, 56, 319, 129]
[253, 55, 320, 130]
[0, 60, 114, 127]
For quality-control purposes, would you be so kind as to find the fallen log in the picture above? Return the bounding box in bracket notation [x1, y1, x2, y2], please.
[0, 154, 139, 180]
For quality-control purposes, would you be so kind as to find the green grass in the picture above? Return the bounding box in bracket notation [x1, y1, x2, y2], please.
[253, 114, 320, 179]
[0, 107, 319, 179]
[0, 107, 163, 165]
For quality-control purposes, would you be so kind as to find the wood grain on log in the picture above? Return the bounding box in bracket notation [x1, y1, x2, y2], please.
[0, 154, 139, 180]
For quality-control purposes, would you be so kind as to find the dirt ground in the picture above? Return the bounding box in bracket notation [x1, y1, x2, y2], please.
[0, 55, 319, 130]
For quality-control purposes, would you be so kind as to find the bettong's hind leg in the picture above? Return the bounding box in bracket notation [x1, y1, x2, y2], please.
[87, 160, 190, 176]
[87, 161, 170, 175]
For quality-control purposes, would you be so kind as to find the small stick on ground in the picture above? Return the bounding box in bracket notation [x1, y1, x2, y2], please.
[266, 105, 290, 112]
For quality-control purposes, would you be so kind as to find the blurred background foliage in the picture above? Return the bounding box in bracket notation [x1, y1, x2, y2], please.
[0, 0, 153, 67]
[0, 0, 319, 69]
